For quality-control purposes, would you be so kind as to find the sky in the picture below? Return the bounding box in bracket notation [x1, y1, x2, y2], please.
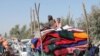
[0, 0, 99, 35]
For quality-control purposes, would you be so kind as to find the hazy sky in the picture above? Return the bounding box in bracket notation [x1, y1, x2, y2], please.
[0, 0, 99, 35]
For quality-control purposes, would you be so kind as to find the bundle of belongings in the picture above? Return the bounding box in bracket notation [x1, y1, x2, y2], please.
[31, 25, 96, 56]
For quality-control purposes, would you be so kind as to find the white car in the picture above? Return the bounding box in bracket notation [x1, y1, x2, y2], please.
[21, 39, 31, 44]
[19, 45, 28, 56]
[19, 39, 32, 56]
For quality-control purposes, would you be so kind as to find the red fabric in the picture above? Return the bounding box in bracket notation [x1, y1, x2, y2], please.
[43, 39, 52, 45]
[54, 48, 68, 56]
[48, 32, 60, 38]
[43, 38, 60, 45]
[55, 38, 87, 45]
[42, 31, 51, 42]
[42, 31, 60, 41]
[43, 46, 49, 53]
[36, 38, 41, 48]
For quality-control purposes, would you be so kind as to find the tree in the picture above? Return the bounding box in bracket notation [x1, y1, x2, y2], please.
[77, 17, 87, 31]
[62, 16, 75, 27]
[9, 25, 30, 39]
[9, 25, 20, 38]
[88, 6, 100, 40]
[77, 5, 100, 42]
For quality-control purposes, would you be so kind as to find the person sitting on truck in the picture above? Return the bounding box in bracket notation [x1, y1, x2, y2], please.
[48, 15, 57, 29]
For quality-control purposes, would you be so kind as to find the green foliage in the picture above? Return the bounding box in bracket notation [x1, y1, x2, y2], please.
[9, 25, 31, 39]
[89, 6, 100, 40]
[77, 5, 100, 41]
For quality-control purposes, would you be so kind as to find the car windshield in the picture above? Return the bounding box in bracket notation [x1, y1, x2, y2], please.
[22, 48, 26, 52]
[21, 40, 30, 45]
[22, 41, 28, 44]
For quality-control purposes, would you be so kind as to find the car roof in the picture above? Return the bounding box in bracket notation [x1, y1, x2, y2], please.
[21, 39, 31, 42]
